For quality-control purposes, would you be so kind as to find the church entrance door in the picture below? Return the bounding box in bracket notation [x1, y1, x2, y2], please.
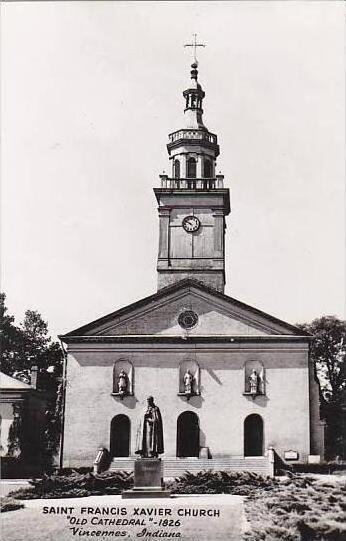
[244, 414, 263, 456]
[110, 415, 130, 457]
[176, 411, 199, 457]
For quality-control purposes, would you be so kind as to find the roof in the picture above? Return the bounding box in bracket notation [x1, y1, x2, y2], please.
[60, 278, 309, 339]
[0, 372, 32, 390]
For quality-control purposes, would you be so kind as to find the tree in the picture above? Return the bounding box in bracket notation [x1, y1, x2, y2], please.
[0, 293, 23, 375]
[1, 293, 64, 469]
[297, 316, 346, 459]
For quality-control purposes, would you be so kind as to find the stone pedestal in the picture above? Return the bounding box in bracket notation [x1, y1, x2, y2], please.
[122, 458, 171, 498]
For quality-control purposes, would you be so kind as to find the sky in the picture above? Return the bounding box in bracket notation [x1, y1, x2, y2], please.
[1, 1, 345, 339]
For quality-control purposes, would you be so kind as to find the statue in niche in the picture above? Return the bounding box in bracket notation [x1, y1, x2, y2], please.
[136, 396, 164, 458]
[117, 370, 128, 396]
[249, 369, 261, 395]
[191, 94, 196, 108]
[183, 370, 194, 395]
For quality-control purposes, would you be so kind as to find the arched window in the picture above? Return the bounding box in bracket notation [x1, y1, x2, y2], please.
[187, 158, 197, 178]
[176, 411, 199, 457]
[173, 160, 180, 179]
[244, 414, 264, 456]
[110, 414, 130, 457]
[204, 159, 212, 178]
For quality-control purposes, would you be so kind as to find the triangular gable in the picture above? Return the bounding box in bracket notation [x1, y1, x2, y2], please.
[61, 279, 306, 339]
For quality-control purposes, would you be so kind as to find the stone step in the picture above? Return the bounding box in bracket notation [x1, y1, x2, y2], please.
[109, 457, 270, 476]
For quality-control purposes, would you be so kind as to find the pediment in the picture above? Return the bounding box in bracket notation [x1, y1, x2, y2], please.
[63, 280, 304, 339]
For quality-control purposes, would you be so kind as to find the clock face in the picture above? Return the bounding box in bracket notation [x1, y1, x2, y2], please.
[182, 215, 200, 233]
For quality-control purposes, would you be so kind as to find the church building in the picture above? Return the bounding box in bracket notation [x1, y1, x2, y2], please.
[60, 59, 324, 476]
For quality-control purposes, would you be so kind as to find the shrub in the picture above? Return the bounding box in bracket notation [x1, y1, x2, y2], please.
[168, 470, 279, 495]
[54, 467, 93, 476]
[244, 474, 346, 541]
[291, 462, 346, 475]
[1, 497, 25, 512]
[9, 470, 133, 500]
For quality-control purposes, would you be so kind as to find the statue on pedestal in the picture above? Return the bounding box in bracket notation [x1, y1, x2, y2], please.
[183, 370, 194, 395]
[136, 396, 164, 458]
[249, 369, 260, 395]
[117, 370, 127, 396]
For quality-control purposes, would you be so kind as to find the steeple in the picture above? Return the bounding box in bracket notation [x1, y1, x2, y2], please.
[182, 62, 206, 130]
[154, 55, 230, 293]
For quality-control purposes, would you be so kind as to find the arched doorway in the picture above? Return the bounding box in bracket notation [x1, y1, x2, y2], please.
[244, 414, 264, 456]
[110, 415, 130, 457]
[177, 411, 199, 457]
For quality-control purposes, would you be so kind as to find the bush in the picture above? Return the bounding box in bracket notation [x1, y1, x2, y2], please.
[53, 467, 93, 476]
[9, 470, 133, 500]
[291, 462, 346, 475]
[244, 473, 346, 541]
[1, 497, 25, 512]
[168, 470, 279, 495]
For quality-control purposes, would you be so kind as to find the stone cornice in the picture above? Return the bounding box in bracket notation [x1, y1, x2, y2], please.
[62, 335, 310, 345]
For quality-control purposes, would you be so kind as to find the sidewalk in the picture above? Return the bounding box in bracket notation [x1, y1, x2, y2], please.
[2, 493, 247, 541]
[1, 479, 30, 497]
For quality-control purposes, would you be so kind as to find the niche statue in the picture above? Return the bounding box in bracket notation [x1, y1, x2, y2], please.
[136, 396, 164, 458]
[183, 370, 194, 395]
[249, 369, 260, 395]
[117, 370, 128, 396]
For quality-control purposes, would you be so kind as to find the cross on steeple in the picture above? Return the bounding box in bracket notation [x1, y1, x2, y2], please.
[184, 33, 206, 65]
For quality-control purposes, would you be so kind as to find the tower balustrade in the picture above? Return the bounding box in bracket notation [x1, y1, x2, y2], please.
[159, 175, 224, 190]
[169, 130, 217, 144]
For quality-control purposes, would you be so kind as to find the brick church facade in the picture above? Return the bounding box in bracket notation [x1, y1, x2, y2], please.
[60, 60, 324, 476]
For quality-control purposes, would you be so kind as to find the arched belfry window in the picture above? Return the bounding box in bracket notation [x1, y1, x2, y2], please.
[187, 157, 197, 178]
[204, 159, 212, 178]
[173, 160, 180, 179]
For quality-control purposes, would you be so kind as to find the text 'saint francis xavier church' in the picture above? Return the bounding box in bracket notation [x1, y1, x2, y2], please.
[60, 49, 325, 476]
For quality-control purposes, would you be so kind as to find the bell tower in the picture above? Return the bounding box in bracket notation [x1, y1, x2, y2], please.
[154, 57, 230, 293]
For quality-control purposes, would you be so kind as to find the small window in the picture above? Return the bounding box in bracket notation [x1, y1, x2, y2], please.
[187, 158, 197, 178]
[204, 160, 212, 178]
[173, 160, 180, 179]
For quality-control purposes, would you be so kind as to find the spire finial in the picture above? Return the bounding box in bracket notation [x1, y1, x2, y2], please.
[184, 33, 206, 66]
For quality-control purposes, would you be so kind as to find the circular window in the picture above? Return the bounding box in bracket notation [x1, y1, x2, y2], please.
[178, 310, 198, 330]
